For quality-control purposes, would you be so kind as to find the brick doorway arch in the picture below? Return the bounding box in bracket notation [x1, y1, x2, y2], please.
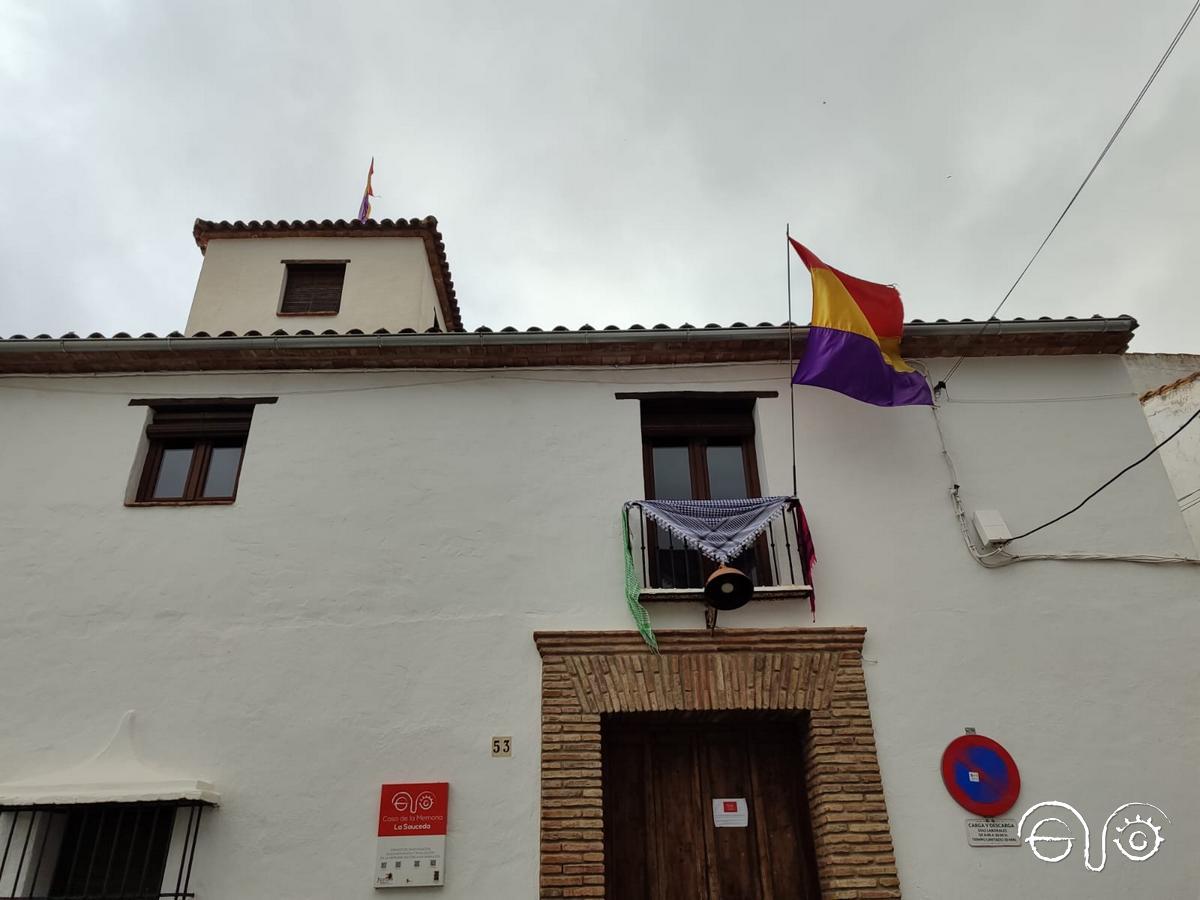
[534, 628, 901, 899]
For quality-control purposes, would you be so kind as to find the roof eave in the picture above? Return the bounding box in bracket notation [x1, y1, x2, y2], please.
[0, 318, 1138, 375]
[0, 317, 1139, 355]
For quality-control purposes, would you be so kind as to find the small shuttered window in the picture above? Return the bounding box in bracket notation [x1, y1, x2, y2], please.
[279, 262, 346, 315]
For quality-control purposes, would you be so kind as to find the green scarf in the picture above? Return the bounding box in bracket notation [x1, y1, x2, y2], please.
[622, 511, 659, 652]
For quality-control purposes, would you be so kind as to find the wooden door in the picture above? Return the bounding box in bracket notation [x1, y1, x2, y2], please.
[603, 715, 821, 900]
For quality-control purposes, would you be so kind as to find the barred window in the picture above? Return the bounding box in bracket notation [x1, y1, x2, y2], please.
[0, 802, 206, 899]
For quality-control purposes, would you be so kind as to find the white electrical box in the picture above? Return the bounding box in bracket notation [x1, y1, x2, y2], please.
[972, 509, 1012, 545]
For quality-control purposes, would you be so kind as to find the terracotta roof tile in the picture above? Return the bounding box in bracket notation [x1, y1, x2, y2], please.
[0, 316, 1140, 344]
[0, 317, 1140, 376]
[1139, 369, 1200, 403]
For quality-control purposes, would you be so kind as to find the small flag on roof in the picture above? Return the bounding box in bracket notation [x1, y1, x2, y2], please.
[356, 157, 375, 223]
[789, 239, 932, 407]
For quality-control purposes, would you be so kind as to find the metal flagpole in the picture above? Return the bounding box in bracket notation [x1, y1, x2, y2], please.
[787, 223, 797, 498]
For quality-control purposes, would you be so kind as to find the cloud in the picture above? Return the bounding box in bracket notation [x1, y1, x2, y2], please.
[1, 0, 1196, 352]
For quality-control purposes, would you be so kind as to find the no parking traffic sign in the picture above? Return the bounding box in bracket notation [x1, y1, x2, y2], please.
[941, 734, 1021, 817]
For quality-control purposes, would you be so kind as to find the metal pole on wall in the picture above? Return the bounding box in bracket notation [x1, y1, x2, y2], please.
[787, 223, 797, 497]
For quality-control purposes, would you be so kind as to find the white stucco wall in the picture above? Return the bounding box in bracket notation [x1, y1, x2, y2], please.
[0, 355, 1197, 899]
[185, 236, 443, 336]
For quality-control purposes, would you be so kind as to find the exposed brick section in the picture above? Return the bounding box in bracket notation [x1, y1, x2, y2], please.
[805, 659, 901, 898]
[534, 628, 900, 899]
[539, 654, 605, 899]
[559, 651, 842, 714]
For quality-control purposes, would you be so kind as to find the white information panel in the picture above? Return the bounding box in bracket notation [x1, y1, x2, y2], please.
[965, 818, 1020, 847]
[712, 798, 749, 828]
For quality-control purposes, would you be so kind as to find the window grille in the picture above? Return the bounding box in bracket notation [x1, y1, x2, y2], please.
[0, 802, 206, 899]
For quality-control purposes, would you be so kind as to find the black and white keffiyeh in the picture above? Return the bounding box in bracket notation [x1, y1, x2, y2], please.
[632, 496, 793, 564]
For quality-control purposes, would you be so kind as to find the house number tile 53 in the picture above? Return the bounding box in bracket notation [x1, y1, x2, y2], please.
[491, 736, 512, 757]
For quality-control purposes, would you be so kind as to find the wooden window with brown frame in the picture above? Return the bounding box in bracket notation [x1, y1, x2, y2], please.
[134, 405, 256, 505]
[278, 261, 346, 316]
[640, 396, 773, 589]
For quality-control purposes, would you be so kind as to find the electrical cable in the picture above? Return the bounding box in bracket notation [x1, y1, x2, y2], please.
[937, 392, 1134, 405]
[939, 0, 1200, 388]
[1176, 485, 1200, 504]
[1004, 404, 1200, 542]
[930, 402, 1200, 567]
[0, 366, 798, 398]
[0, 375, 1144, 405]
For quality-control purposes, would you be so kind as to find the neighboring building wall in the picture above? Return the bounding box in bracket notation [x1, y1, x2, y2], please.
[185, 236, 442, 336]
[0, 355, 1198, 898]
[1124, 352, 1200, 396]
[1127, 353, 1200, 552]
[1138, 378, 1200, 554]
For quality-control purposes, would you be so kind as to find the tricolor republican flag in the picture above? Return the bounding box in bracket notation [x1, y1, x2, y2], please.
[789, 239, 932, 407]
[357, 157, 375, 223]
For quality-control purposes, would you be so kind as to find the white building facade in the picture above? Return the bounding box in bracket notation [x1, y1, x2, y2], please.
[0, 219, 1197, 900]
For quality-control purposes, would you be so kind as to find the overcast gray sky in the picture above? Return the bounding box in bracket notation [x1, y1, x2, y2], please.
[1, 0, 1197, 352]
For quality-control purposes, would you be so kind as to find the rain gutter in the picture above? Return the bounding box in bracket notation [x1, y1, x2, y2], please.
[0, 318, 1137, 356]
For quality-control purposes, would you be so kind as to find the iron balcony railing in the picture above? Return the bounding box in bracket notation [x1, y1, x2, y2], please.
[624, 498, 813, 601]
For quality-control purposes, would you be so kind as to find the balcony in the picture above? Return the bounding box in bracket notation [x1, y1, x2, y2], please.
[623, 498, 814, 604]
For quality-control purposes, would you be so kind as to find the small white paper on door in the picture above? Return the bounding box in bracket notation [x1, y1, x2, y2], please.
[712, 798, 749, 827]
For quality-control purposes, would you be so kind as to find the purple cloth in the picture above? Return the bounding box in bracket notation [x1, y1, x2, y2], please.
[793, 326, 933, 407]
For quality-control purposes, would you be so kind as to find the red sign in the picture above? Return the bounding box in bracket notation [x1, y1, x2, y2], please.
[723, 801, 738, 813]
[378, 783, 449, 837]
[941, 735, 1020, 818]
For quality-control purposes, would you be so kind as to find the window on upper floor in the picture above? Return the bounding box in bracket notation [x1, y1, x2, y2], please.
[639, 395, 769, 587]
[132, 402, 265, 505]
[641, 396, 762, 502]
[0, 801, 206, 899]
[278, 261, 346, 315]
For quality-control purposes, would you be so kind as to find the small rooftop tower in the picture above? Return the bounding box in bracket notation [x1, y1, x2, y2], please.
[186, 218, 462, 336]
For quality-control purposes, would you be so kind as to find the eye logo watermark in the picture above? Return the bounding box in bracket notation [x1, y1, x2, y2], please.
[391, 790, 436, 814]
[1017, 802, 1170, 871]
